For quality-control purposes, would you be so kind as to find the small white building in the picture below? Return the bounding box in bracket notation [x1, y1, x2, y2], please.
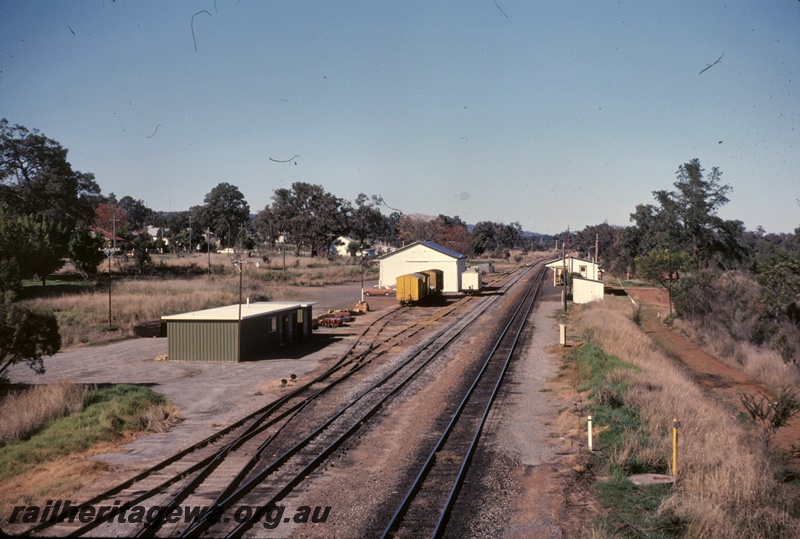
[331, 236, 357, 257]
[462, 269, 482, 293]
[377, 241, 467, 293]
[545, 256, 602, 286]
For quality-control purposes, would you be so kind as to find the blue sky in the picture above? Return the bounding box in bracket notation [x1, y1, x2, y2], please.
[1, 1, 798, 234]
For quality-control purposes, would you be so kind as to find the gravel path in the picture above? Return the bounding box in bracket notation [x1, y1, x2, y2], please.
[444, 279, 574, 539]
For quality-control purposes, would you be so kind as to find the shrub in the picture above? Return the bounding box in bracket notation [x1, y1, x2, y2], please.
[576, 300, 800, 537]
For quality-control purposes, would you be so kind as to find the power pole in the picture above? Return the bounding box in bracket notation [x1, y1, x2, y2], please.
[206, 228, 211, 277]
[107, 213, 117, 329]
[234, 259, 243, 361]
[562, 233, 567, 311]
[595, 233, 599, 264]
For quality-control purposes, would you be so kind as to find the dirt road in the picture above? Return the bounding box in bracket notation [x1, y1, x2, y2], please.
[625, 286, 800, 458]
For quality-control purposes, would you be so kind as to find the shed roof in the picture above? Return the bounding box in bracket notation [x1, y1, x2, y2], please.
[544, 256, 598, 268]
[377, 240, 466, 261]
[162, 302, 314, 322]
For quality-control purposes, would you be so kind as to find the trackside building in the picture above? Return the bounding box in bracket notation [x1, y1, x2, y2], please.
[162, 302, 315, 362]
[377, 241, 467, 293]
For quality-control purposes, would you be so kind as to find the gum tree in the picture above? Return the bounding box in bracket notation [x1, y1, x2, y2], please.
[0, 298, 61, 381]
[191, 183, 250, 249]
[636, 247, 691, 316]
[0, 119, 102, 283]
[627, 159, 748, 271]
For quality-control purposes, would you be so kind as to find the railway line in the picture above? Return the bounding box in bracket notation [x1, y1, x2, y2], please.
[22, 264, 545, 538]
[382, 264, 545, 538]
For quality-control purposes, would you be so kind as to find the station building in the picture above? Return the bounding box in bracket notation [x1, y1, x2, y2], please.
[545, 256, 602, 286]
[545, 256, 605, 304]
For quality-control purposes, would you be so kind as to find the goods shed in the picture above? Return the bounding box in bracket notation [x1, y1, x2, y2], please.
[377, 241, 467, 293]
[162, 302, 315, 362]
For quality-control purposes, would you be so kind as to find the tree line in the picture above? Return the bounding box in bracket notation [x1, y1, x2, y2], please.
[0, 120, 546, 296]
[2, 119, 798, 377]
[562, 159, 799, 364]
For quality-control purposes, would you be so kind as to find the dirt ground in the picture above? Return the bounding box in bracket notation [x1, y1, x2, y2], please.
[6, 278, 794, 536]
[0, 281, 397, 515]
[624, 286, 800, 460]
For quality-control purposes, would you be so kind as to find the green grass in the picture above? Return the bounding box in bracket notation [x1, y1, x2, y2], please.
[0, 384, 169, 482]
[617, 280, 657, 288]
[574, 343, 639, 392]
[569, 343, 684, 537]
[595, 466, 685, 538]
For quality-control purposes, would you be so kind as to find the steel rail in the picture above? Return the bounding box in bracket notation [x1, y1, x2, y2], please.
[177, 268, 532, 537]
[25, 269, 526, 538]
[381, 264, 546, 538]
[22, 305, 409, 537]
[432, 265, 545, 537]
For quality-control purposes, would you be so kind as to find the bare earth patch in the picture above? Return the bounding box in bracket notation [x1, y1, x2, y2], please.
[626, 287, 800, 464]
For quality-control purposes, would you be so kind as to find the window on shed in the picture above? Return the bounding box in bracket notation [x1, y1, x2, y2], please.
[296, 309, 303, 323]
[267, 317, 276, 333]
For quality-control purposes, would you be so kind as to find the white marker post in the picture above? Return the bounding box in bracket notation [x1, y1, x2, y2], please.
[588, 415, 593, 451]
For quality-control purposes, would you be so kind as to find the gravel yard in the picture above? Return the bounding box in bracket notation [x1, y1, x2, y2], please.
[4, 278, 586, 537]
[5, 281, 396, 468]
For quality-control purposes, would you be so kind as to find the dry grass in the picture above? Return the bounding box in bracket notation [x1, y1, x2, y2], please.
[27, 251, 543, 350]
[576, 299, 800, 538]
[672, 318, 800, 396]
[22, 254, 376, 349]
[0, 382, 86, 445]
[21, 279, 241, 348]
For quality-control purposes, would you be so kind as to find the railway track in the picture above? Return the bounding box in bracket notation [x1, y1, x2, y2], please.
[22, 268, 528, 538]
[382, 264, 546, 538]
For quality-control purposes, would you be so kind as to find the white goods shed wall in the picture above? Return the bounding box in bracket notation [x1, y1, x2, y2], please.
[573, 278, 605, 304]
[379, 245, 465, 292]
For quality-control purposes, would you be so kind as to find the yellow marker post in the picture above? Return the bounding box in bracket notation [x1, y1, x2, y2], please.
[672, 418, 680, 478]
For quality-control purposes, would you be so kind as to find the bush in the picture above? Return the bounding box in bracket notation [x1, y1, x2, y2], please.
[674, 270, 800, 364]
[0, 300, 61, 381]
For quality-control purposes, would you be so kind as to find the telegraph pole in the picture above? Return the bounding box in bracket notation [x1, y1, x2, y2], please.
[562, 231, 567, 311]
[234, 259, 243, 361]
[206, 228, 211, 277]
[107, 214, 117, 328]
[360, 252, 365, 302]
[595, 233, 599, 264]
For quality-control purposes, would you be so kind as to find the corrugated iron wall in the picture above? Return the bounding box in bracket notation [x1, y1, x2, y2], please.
[167, 320, 238, 362]
[166, 305, 315, 362]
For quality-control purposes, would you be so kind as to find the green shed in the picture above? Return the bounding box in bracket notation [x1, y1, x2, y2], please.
[162, 302, 315, 362]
